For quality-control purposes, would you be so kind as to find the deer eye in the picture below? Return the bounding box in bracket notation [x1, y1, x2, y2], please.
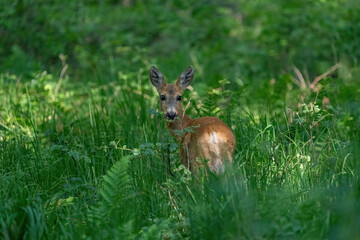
[160, 95, 166, 101]
[177, 96, 182, 101]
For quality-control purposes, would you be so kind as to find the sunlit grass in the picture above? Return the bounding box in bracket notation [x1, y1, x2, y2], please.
[1, 64, 359, 239]
[1, 0, 360, 238]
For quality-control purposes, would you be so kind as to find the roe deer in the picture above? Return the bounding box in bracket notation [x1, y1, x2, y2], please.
[149, 66, 236, 174]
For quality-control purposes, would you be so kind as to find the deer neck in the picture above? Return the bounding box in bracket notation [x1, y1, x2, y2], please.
[166, 114, 192, 140]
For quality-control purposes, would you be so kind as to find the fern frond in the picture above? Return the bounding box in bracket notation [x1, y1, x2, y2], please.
[100, 155, 131, 208]
[87, 155, 133, 225]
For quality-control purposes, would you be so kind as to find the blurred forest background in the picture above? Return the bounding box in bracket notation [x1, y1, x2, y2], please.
[1, 0, 359, 239]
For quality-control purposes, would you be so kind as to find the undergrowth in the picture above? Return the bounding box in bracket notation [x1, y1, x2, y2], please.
[1, 0, 360, 239]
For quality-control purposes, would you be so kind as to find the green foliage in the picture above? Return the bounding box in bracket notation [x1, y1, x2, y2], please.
[85, 155, 135, 239]
[0, 0, 360, 239]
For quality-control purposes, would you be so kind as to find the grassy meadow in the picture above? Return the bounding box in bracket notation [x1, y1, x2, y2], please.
[1, 0, 360, 239]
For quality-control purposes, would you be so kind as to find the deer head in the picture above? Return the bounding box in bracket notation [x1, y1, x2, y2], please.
[149, 66, 194, 120]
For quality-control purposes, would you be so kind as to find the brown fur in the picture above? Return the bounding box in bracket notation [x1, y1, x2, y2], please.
[150, 66, 236, 174]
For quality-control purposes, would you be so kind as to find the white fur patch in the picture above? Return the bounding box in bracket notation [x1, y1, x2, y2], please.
[208, 132, 225, 174]
[210, 132, 220, 156]
[210, 132, 216, 142]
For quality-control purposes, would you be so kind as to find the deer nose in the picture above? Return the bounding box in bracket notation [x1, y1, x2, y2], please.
[166, 112, 177, 120]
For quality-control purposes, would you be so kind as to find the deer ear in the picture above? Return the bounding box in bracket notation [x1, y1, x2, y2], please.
[149, 66, 165, 89]
[177, 65, 194, 89]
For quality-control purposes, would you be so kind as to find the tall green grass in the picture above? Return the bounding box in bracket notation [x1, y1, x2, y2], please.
[1, 0, 360, 239]
[0, 63, 359, 239]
